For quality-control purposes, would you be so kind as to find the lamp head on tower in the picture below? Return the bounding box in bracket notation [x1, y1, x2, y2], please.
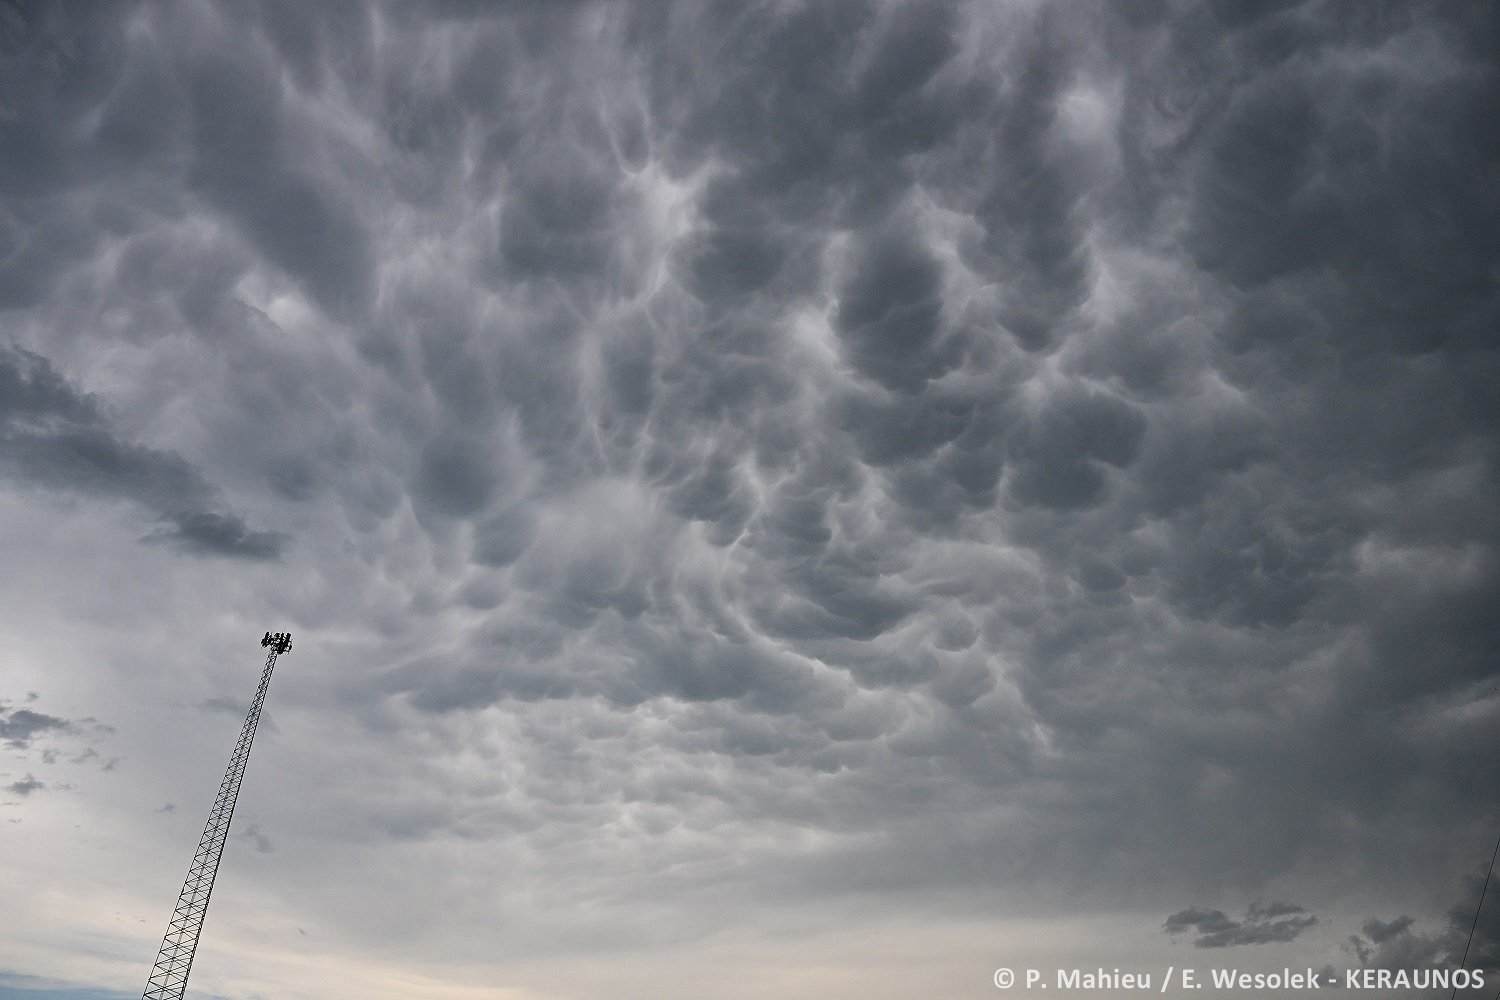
[260, 632, 292, 655]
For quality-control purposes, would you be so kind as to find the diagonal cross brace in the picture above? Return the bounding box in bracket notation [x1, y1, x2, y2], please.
[142, 633, 290, 1000]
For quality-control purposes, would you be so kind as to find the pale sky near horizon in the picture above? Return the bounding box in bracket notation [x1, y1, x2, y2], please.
[2, 1, 1497, 998]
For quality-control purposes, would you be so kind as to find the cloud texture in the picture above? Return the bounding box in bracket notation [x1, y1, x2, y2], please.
[0, 1, 1496, 997]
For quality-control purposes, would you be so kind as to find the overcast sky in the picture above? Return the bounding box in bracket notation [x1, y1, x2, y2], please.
[1, 1, 1497, 998]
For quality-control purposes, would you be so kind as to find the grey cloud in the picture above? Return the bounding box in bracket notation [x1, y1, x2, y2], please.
[200, 696, 247, 716]
[413, 435, 496, 520]
[497, 157, 620, 280]
[1247, 901, 1310, 921]
[0, 706, 74, 749]
[143, 511, 288, 561]
[1165, 903, 1317, 948]
[660, 451, 756, 545]
[835, 387, 976, 469]
[835, 224, 952, 393]
[1183, 22, 1500, 360]
[0, 346, 287, 558]
[241, 3, 1500, 905]
[3, 425, 208, 509]
[3, 0, 1498, 987]
[1360, 915, 1414, 946]
[0, 2, 135, 198]
[1347, 872, 1500, 982]
[472, 507, 533, 568]
[1163, 907, 1236, 936]
[971, 25, 1090, 353]
[4, 773, 44, 797]
[0, 699, 114, 808]
[1200, 918, 1318, 948]
[200, 696, 278, 735]
[185, 46, 374, 320]
[675, 225, 785, 303]
[237, 822, 275, 855]
[1006, 387, 1145, 511]
[1, 0, 373, 322]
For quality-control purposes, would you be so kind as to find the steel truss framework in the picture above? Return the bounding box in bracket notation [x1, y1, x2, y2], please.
[142, 632, 291, 1000]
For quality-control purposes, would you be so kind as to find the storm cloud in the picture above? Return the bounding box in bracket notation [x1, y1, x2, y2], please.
[0, 1, 1496, 997]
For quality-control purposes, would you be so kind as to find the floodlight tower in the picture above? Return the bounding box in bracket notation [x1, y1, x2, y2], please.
[142, 632, 292, 1000]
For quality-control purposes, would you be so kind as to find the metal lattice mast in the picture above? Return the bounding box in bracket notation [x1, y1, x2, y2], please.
[143, 632, 292, 1000]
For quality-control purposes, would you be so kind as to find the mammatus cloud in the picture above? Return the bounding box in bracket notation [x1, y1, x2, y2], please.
[0, 0, 1482, 891]
[0, 0, 1496, 996]
[1164, 902, 1318, 948]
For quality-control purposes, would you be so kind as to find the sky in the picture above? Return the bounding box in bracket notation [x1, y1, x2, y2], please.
[1, 1, 1497, 998]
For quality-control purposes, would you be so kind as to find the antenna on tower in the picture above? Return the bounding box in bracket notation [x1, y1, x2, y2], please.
[142, 632, 292, 1000]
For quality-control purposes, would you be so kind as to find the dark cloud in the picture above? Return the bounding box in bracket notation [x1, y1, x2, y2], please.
[0, 706, 74, 749]
[971, 23, 1091, 353]
[0, 346, 287, 558]
[1346, 871, 1500, 989]
[142, 511, 288, 561]
[835, 224, 951, 393]
[200, 696, 278, 734]
[183, 36, 374, 320]
[197, 0, 1500, 920]
[1005, 387, 1146, 511]
[497, 158, 620, 281]
[413, 436, 496, 520]
[237, 822, 275, 855]
[0, 699, 114, 803]
[1164, 907, 1237, 936]
[2, 0, 1498, 990]
[4, 773, 44, 798]
[1247, 900, 1309, 921]
[1165, 903, 1317, 948]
